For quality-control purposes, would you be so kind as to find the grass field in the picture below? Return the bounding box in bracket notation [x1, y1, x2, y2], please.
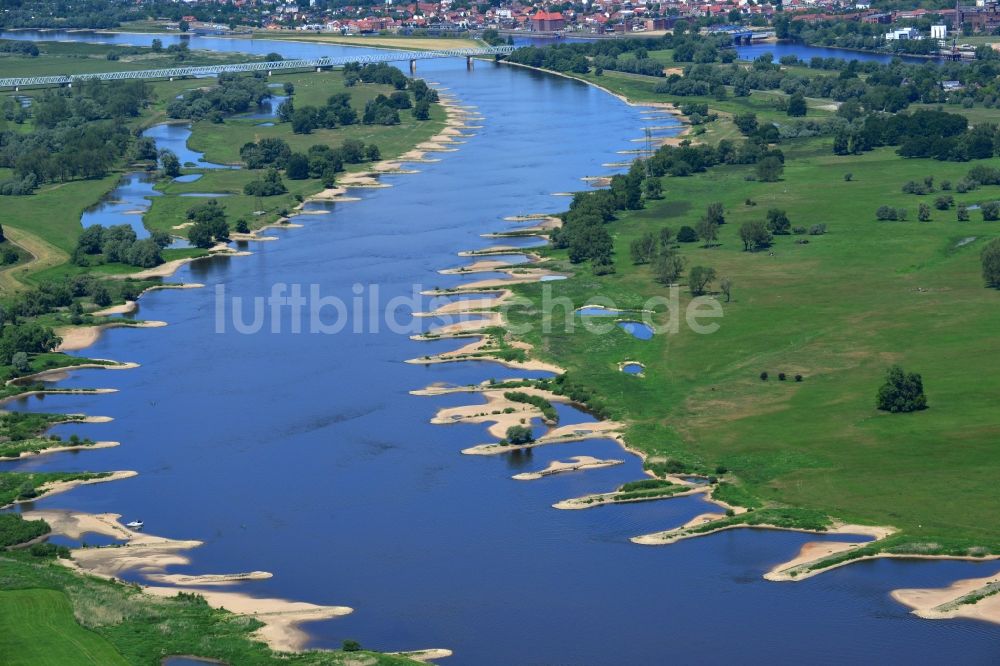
[509, 123, 1000, 551]
[186, 70, 447, 164]
[0, 40, 261, 78]
[0, 65, 444, 289]
[0, 553, 422, 665]
[0, 589, 128, 666]
[147, 69, 446, 237]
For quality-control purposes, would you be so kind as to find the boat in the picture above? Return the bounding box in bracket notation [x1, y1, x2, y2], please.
[125, 520, 144, 530]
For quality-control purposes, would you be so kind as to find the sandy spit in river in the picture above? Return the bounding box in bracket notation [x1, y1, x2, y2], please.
[892, 571, 1000, 626]
[512, 455, 624, 480]
[25, 509, 353, 653]
[55, 320, 166, 352]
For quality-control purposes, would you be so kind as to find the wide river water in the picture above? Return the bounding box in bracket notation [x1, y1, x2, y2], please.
[3, 31, 1000, 664]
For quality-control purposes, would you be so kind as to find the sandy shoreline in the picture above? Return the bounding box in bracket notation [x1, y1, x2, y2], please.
[512, 455, 624, 480]
[5, 470, 137, 509]
[0, 439, 119, 462]
[892, 571, 1000, 625]
[25, 508, 354, 653]
[55, 320, 167, 352]
[13, 84, 474, 659]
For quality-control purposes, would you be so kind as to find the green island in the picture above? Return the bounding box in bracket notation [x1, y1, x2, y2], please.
[485, 36, 1000, 573]
[0, 37, 446, 665]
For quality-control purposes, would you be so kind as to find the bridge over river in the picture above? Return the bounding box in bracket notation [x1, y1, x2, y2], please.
[0, 45, 515, 90]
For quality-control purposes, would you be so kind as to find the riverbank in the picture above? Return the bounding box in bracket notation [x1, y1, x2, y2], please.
[0, 39, 470, 663]
[444, 54, 1000, 631]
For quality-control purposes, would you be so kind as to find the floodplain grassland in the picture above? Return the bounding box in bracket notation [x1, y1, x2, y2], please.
[504, 68, 1000, 556]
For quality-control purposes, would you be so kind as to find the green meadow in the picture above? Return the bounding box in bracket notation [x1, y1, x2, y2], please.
[509, 120, 1000, 551]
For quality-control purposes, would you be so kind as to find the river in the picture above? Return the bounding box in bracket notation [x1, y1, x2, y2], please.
[2, 31, 999, 665]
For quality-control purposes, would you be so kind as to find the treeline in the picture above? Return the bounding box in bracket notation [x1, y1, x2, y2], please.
[73, 224, 169, 268]
[343, 62, 410, 89]
[281, 75, 436, 134]
[0, 0, 141, 29]
[551, 161, 651, 275]
[775, 15, 950, 57]
[835, 108, 1000, 161]
[655, 53, 1000, 115]
[166, 72, 271, 122]
[240, 136, 381, 187]
[0, 40, 39, 56]
[506, 32, 734, 77]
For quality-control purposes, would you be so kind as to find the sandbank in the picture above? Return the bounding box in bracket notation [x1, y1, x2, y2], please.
[55, 320, 167, 352]
[512, 455, 623, 480]
[892, 572, 1000, 625]
[0, 440, 119, 462]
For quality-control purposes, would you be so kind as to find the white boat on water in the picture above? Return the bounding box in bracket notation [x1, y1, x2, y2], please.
[125, 520, 144, 530]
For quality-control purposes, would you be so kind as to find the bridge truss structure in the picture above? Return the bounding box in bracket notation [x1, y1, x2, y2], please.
[0, 45, 515, 90]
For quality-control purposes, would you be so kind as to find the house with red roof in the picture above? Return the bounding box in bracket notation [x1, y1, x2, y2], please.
[531, 9, 566, 31]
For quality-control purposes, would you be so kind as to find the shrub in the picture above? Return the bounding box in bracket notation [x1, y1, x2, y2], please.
[844, 172, 853, 182]
[778, 372, 786, 381]
[934, 195, 954, 210]
[795, 374, 803, 382]
[677, 225, 698, 243]
[760, 371, 768, 381]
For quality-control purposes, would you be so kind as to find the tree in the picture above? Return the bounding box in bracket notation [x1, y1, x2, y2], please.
[876, 205, 898, 221]
[739, 220, 772, 251]
[159, 150, 180, 178]
[733, 112, 758, 135]
[918, 203, 931, 222]
[653, 252, 685, 285]
[876, 365, 927, 413]
[957, 205, 970, 222]
[124, 239, 163, 268]
[756, 156, 784, 182]
[677, 225, 698, 243]
[787, 92, 807, 117]
[720, 277, 732, 302]
[659, 227, 674, 250]
[695, 219, 718, 247]
[643, 177, 662, 200]
[179, 19, 189, 32]
[688, 266, 716, 295]
[766, 208, 791, 235]
[982, 238, 1000, 288]
[504, 425, 534, 445]
[412, 100, 430, 121]
[704, 202, 725, 226]
[981, 201, 1000, 221]
[188, 224, 215, 249]
[243, 169, 287, 197]
[11, 351, 30, 373]
[285, 153, 310, 180]
[629, 232, 657, 265]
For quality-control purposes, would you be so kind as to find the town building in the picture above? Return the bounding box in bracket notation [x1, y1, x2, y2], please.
[531, 10, 566, 31]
